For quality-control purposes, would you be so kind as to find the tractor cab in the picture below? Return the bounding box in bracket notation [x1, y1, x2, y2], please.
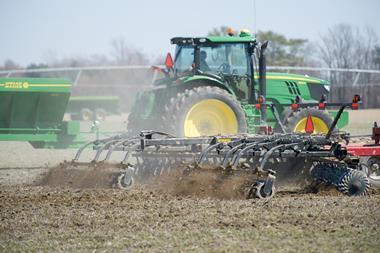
[172, 38, 254, 76]
[170, 30, 262, 102]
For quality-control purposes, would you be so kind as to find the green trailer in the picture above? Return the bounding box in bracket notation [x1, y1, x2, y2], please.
[0, 78, 85, 148]
[66, 96, 120, 121]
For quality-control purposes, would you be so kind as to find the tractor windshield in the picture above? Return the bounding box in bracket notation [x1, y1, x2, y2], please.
[174, 43, 251, 76]
[198, 43, 250, 75]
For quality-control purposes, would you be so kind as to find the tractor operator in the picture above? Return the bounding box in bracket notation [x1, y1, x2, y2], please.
[199, 50, 211, 72]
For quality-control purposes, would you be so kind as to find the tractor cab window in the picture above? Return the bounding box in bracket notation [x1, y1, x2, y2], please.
[174, 45, 194, 73]
[199, 43, 250, 75]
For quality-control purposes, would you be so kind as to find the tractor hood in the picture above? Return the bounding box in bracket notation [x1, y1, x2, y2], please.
[262, 72, 329, 85]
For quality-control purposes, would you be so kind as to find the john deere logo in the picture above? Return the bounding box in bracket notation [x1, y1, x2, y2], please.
[3, 81, 29, 89]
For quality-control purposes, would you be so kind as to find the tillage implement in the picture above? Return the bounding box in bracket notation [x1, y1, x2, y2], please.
[73, 96, 373, 199]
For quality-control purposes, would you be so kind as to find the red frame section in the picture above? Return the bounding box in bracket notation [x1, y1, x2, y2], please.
[347, 146, 380, 157]
[346, 122, 380, 157]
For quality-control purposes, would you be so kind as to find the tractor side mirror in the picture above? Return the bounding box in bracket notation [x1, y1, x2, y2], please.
[165, 53, 174, 70]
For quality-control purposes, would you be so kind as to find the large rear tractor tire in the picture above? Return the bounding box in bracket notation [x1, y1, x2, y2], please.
[282, 108, 333, 134]
[165, 86, 247, 137]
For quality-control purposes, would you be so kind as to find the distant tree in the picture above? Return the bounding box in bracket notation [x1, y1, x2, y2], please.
[26, 63, 49, 69]
[24, 62, 49, 77]
[257, 31, 309, 66]
[372, 45, 380, 69]
[110, 36, 149, 65]
[1, 59, 20, 70]
[207, 26, 230, 36]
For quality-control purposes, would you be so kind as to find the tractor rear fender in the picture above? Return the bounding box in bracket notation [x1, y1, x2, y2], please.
[178, 75, 236, 97]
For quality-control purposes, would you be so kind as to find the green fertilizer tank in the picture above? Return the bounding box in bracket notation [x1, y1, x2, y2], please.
[0, 78, 85, 148]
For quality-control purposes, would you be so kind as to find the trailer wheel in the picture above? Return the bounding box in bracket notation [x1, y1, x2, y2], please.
[283, 108, 333, 134]
[81, 108, 93, 121]
[115, 167, 135, 190]
[364, 156, 380, 188]
[95, 108, 107, 121]
[165, 86, 247, 137]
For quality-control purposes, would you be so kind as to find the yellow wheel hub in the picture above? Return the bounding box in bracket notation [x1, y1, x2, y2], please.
[184, 99, 238, 137]
[294, 116, 329, 134]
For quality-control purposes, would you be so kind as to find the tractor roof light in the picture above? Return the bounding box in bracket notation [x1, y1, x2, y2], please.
[227, 27, 235, 36]
[239, 29, 252, 37]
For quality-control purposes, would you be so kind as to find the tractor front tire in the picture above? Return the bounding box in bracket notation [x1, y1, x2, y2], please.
[283, 108, 333, 134]
[165, 86, 247, 137]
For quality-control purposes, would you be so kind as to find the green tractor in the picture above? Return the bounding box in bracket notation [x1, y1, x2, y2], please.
[128, 30, 348, 137]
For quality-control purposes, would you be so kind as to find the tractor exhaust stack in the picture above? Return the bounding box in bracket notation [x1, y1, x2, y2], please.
[259, 41, 268, 123]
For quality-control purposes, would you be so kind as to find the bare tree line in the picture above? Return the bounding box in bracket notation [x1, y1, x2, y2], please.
[318, 24, 379, 84]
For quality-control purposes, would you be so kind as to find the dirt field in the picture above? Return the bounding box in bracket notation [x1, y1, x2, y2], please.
[0, 110, 380, 252]
[1, 185, 379, 252]
[341, 109, 380, 134]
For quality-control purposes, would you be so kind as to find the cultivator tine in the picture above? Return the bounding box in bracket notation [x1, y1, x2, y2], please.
[258, 143, 299, 172]
[73, 139, 105, 162]
[73, 134, 129, 162]
[231, 143, 261, 167]
[197, 142, 223, 164]
[104, 138, 139, 162]
[121, 143, 141, 164]
[221, 143, 246, 168]
[92, 139, 121, 162]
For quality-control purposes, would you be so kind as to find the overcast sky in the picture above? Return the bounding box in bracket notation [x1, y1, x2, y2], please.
[1, 0, 379, 66]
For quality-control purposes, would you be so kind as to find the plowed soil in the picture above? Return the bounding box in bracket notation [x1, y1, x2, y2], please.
[0, 164, 380, 252]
